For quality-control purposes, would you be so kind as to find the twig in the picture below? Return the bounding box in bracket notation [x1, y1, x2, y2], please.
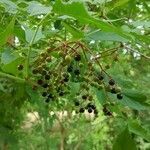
[124, 45, 150, 60]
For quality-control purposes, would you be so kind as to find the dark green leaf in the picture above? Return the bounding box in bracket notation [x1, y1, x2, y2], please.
[53, 0, 133, 41]
[123, 89, 147, 103]
[86, 30, 128, 42]
[128, 119, 150, 142]
[113, 127, 137, 150]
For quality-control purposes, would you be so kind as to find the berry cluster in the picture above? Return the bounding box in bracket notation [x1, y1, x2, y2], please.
[18, 41, 123, 118]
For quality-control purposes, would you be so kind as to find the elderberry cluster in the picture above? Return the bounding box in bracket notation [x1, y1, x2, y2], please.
[17, 42, 124, 118]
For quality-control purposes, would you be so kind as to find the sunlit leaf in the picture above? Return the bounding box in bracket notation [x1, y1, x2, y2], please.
[0, 16, 16, 47]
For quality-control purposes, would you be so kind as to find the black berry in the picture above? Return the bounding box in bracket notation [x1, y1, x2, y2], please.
[79, 108, 85, 113]
[45, 75, 50, 80]
[42, 92, 47, 97]
[45, 98, 50, 103]
[17, 64, 24, 71]
[88, 108, 92, 113]
[42, 83, 49, 88]
[74, 54, 81, 61]
[82, 95, 87, 100]
[48, 93, 54, 99]
[32, 69, 38, 74]
[106, 111, 112, 116]
[111, 88, 117, 94]
[59, 91, 64, 96]
[37, 79, 43, 85]
[65, 55, 72, 64]
[74, 69, 80, 75]
[109, 79, 115, 86]
[117, 93, 123, 100]
[75, 101, 80, 106]
[67, 66, 73, 72]
[90, 105, 96, 110]
[42, 70, 47, 76]
[98, 74, 104, 80]
[63, 77, 69, 82]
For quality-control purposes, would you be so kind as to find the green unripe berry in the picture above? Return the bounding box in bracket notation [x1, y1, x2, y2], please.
[65, 55, 72, 64]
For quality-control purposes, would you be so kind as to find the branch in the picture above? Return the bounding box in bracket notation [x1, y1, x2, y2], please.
[124, 45, 150, 60]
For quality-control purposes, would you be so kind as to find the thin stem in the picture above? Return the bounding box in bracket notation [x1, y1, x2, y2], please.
[124, 45, 150, 60]
[0, 72, 25, 83]
[79, 42, 111, 78]
[25, 12, 51, 78]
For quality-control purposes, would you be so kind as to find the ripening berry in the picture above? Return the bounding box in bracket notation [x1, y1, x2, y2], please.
[65, 55, 72, 64]
[115, 86, 122, 93]
[46, 57, 51, 62]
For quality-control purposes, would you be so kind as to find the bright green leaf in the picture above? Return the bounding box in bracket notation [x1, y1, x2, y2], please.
[1, 57, 25, 75]
[62, 22, 84, 40]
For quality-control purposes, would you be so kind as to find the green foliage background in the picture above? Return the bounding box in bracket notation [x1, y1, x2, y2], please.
[0, 0, 150, 149]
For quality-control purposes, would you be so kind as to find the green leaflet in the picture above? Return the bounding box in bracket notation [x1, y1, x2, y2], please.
[0, 16, 16, 47]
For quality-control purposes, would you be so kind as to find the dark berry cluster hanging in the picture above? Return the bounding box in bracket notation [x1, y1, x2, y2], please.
[28, 41, 123, 118]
